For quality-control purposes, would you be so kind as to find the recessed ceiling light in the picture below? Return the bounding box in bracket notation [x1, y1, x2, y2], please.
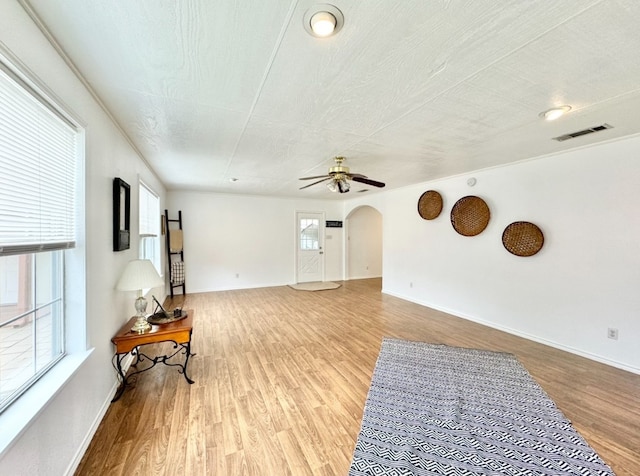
[303, 4, 344, 38]
[539, 105, 572, 121]
[311, 12, 336, 36]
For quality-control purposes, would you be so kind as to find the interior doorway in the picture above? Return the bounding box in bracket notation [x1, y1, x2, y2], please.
[346, 206, 382, 280]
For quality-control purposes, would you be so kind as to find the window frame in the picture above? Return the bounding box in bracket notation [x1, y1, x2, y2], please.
[138, 180, 162, 275]
[0, 44, 87, 448]
[0, 250, 65, 412]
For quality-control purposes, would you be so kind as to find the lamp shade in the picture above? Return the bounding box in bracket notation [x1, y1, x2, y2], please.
[116, 259, 163, 292]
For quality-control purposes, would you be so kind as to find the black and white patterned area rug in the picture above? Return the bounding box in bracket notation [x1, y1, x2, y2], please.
[349, 338, 615, 475]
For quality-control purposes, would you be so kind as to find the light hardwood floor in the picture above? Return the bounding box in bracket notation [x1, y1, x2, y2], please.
[76, 278, 640, 475]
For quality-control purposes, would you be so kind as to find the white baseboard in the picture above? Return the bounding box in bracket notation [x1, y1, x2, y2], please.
[64, 353, 134, 476]
[382, 288, 640, 375]
[347, 274, 382, 280]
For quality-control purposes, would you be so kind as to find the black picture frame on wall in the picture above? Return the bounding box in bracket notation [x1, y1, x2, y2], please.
[113, 177, 131, 251]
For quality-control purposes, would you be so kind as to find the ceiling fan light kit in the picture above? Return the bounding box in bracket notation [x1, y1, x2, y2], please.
[299, 156, 385, 193]
[303, 4, 344, 38]
[327, 177, 350, 193]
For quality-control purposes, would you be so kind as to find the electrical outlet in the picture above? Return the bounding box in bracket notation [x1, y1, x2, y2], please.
[235, 273, 240, 278]
[409, 282, 413, 288]
[607, 328, 618, 340]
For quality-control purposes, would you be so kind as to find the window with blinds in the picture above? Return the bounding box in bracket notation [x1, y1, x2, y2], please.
[0, 64, 77, 257]
[0, 58, 79, 413]
[139, 181, 161, 274]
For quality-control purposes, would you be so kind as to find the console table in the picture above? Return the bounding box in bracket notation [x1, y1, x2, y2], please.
[111, 310, 195, 402]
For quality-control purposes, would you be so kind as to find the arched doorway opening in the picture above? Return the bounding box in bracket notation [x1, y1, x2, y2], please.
[345, 205, 382, 280]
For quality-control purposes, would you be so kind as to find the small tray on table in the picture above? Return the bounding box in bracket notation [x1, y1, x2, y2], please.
[147, 310, 188, 325]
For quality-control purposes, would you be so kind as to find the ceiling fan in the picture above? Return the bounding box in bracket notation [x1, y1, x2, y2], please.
[299, 156, 386, 193]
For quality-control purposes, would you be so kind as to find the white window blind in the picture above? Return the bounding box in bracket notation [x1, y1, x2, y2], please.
[139, 181, 161, 274]
[139, 182, 159, 237]
[0, 65, 77, 256]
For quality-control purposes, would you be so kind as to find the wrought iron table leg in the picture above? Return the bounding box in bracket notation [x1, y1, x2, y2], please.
[111, 353, 128, 402]
[111, 341, 195, 402]
[181, 341, 195, 384]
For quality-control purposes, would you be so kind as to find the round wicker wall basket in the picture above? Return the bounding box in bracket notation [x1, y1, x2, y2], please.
[450, 195, 490, 236]
[502, 221, 544, 257]
[417, 190, 443, 220]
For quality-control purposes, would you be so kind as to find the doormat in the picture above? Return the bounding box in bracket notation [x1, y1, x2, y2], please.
[288, 281, 341, 291]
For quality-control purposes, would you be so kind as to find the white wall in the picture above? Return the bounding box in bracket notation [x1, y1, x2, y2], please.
[0, 3, 166, 474]
[346, 206, 383, 279]
[168, 191, 344, 292]
[1, 3, 638, 473]
[346, 135, 640, 373]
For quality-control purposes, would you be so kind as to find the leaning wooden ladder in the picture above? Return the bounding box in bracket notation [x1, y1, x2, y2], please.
[164, 209, 185, 298]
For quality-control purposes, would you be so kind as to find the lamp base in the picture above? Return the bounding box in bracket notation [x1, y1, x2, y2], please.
[130, 295, 151, 333]
[130, 315, 152, 334]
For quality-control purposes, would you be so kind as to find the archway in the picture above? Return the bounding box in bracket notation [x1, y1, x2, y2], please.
[345, 205, 382, 280]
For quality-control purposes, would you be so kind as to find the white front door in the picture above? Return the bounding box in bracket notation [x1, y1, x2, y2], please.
[296, 212, 325, 283]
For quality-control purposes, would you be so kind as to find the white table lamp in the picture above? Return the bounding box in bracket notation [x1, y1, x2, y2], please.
[116, 259, 164, 333]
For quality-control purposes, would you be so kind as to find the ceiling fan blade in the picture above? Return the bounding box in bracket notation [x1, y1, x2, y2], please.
[351, 176, 386, 188]
[346, 173, 367, 179]
[299, 177, 332, 190]
[299, 175, 330, 180]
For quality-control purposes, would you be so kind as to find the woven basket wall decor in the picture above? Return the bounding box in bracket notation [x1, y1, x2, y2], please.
[450, 195, 490, 236]
[417, 190, 443, 220]
[502, 221, 544, 257]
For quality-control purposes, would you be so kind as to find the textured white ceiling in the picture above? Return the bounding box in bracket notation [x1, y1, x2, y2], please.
[21, 0, 640, 198]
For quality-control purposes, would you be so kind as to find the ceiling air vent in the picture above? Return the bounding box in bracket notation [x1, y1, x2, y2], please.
[553, 123, 613, 142]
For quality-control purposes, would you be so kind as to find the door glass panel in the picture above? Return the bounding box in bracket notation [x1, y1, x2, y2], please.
[300, 219, 319, 250]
